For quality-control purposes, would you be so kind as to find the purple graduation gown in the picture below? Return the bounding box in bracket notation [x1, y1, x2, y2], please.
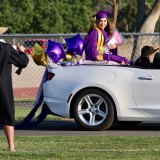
[83, 29, 130, 64]
[84, 29, 108, 61]
[0, 42, 29, 126]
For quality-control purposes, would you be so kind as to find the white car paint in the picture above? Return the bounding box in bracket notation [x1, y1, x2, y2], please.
[43, 62, 160, 129]
[132, 69, 160, 116]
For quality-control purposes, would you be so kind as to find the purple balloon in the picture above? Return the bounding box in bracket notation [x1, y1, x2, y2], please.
[65, 34, 84, 56]
[46, 40, 65, 63]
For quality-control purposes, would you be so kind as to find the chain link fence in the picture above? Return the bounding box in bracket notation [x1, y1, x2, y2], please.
[0, 33, 159, 107]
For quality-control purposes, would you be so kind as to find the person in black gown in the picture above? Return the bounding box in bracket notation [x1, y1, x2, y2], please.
[0, 27, 29, 152]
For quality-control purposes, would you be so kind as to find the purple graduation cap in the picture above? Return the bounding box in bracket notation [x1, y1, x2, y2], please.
[92, 10, 110, 19]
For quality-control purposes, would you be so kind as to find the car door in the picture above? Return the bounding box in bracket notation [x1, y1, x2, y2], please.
[132, 68, 160, 115]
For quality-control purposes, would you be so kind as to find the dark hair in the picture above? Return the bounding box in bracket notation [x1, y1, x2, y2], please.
[104, 18, 113, 35]
[141, 46, 155, 57]
[88, 18, 113, 35]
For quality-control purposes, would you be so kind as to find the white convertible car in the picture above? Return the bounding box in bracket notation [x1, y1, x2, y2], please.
[43, 61, 160, 130]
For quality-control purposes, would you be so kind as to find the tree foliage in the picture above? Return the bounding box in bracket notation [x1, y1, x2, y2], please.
[0, 0, 159, 33]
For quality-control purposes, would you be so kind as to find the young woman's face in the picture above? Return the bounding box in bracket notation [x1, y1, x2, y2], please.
[98, 18, 107, 30]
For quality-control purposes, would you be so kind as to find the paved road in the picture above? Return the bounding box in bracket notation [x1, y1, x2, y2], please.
[1, 120, 160, 136]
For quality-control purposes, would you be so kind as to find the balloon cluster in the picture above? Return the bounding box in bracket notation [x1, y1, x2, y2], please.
[31, 34, 84, 66]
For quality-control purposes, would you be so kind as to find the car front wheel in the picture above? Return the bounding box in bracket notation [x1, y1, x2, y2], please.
[72, 89, 115, 131]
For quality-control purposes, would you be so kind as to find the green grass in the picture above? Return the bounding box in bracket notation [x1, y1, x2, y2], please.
[15, 106, 64, 121]
[0, 107, 160, 159]
[1, 136, 160, 160]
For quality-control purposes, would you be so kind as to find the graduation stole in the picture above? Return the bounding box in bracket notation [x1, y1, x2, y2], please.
[95, 27, 104, 56]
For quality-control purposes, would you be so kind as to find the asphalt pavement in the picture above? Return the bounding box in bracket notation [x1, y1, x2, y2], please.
[1, 120, 160, 136]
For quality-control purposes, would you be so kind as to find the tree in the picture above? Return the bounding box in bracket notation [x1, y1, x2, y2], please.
[140, 0, 160, 33]
[0, 0, 34, 33]
[117, 0, 137, 32]
[0, 0, 96, 33]
[131, 0, 160, 61]
[112, 0, 119, 29]
[136, 0, 146, 32]
[0, 0, 159, 34]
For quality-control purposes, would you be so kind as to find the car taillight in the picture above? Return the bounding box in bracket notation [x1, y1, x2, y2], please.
[48, 72, 55, 80]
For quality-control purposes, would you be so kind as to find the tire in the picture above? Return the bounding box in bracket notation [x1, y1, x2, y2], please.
[72, 88, 115, 131]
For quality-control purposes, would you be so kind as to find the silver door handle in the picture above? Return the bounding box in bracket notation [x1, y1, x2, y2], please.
[138, 76, 155, 80]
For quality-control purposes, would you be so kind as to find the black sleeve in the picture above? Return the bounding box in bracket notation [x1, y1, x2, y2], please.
[134, 57, 150, 68]
[9, 44, 29, 68]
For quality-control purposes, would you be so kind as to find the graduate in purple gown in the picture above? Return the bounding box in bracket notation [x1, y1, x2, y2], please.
[83, 10, 130, 64]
